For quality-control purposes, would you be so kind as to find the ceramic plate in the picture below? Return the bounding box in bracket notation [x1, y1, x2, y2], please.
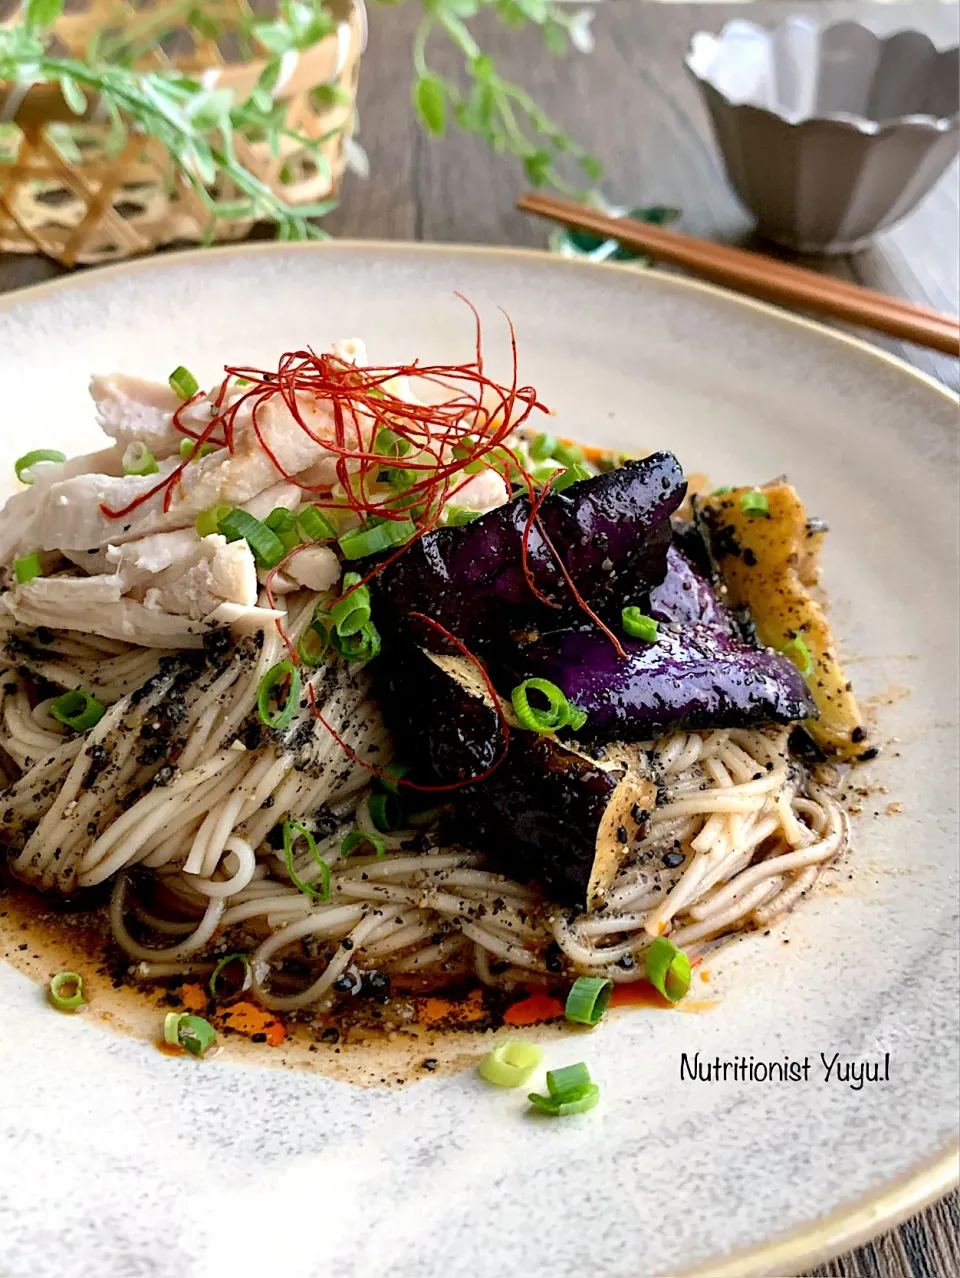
[0, 243, 957, 1278]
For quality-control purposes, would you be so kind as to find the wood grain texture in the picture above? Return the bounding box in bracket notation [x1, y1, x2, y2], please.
[0, 3, 957, 1273]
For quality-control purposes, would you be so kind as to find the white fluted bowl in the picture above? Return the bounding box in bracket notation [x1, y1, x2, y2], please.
[687, 16, 959, 253]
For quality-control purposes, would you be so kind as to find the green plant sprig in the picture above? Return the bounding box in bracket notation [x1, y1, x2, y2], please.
[0, 0, 600, 243]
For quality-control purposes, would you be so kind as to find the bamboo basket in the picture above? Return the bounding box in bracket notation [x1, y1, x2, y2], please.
[0, 0, 365, 266]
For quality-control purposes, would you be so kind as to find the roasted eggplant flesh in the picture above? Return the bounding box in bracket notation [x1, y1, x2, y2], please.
[696, 483, 863, 758]
[374, 451, 686, 651]
[509, 622, 816, 742]
[459, 732, 655, 910]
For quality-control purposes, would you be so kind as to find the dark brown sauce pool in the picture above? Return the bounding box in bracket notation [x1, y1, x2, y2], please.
[0, 868, 714, 1087]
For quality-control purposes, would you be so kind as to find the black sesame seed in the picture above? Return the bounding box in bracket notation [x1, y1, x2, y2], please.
[662, 850, 685, 869]
[321, 1027, 341, 1044]
[616, 825, 628, 845]
[422, 1059, 438, 1071]
[851, 726, 866, 744]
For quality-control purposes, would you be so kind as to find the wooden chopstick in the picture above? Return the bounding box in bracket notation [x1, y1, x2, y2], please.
[518, 192, 960, 358]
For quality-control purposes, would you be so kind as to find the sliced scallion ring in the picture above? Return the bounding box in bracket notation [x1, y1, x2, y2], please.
[551, 463, 592, 493]
[297, 622, 330, 668]
[330, 620, 381, 665]
[621, 608, 659, 643]
[13, 553, 43, 584]
[217, 509, 286, 568]
[739, 488, 770, 517]
[529, 433, 557, 462]
[341, 829, 386, 859]
[173, 1013, 217, 1058]
[49, 689, 106, 732]
[545, 1062, 591, 1094]
[48, 971, 83, 1012]
[528, 1082, 600, 1116]
[208, 953, 251, 1000]
[122, 441, 159, 476]
[15, 448, 66, 485]
[644, 937, 691, 1003]
[379, 762, 408, 794]
[329, 572, 371, 637]
[169, 365, 199, 401]
[478, 1039, 543, 1087]
[338, 518, 416, 559]
[564, 976, 613, 1026]
[782, 632, 814, 678]
[296, 506, 338, 542]
[511, 678, 573, 734]
[283, 820, 331, 900]
[196, 504, 232, 538]
[552, 440, 584, 468]
[257, 661, 302, 731]
[179, 438, 218, 462]
[443, 506, 481, 527]
[368, 791, 401, 832]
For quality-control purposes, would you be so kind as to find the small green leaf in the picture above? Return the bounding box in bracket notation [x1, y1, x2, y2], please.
[310, 83, 351, 110]
[414, 75, 446, 137]
[543, 24, 566, 56]
[523, 148, 553, 186]
[580, 153, 603, 182]
[25, 0, 64, 31]
[58, 73, 87, 116]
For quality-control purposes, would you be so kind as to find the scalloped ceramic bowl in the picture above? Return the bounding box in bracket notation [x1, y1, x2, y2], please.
[687, 16, 960, 253]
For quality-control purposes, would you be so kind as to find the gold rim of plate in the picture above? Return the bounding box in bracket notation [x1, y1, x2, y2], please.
[0, 239, 957, 1278]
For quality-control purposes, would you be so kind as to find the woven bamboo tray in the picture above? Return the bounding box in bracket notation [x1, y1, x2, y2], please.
[0, 0, 364, 266]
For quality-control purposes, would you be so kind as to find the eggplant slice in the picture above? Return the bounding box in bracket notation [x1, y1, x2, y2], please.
[509, 623, 816, 742]
[373, 451, 686, 652]
[379, 646, 654, 909]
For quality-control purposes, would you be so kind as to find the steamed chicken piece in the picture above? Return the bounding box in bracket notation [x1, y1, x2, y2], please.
[0, 391, 371, 563]
[696, 482, 864, 759]
[89, 373, 209, 459]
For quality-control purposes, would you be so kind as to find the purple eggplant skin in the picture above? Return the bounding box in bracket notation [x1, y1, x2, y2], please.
[372, 452, 686, 651]
[649, 545, 731, 630]
[375, 643, 503, 788]
[458, 733, 647, 910]
[512, 624, 817, 742]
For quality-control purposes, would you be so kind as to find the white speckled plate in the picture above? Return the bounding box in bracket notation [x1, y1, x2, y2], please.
[0, 243, 957, 1278]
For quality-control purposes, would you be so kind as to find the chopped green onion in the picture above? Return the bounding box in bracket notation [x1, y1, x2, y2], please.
[712, 486, 733, 496]
[545, 1062, 592, 1094]
[283, 820, 331, 900]
[338, 519, 416, 559]
[622, 608, 659, 643]
[50, 689, 106, 732]
[164, 1011, 217, 1057]
[330, 620, 381, 664]
[235, 377, 252, 387]
[443, 506, 481, 527]
[330, 573, 371, 637]
[122, 441, 159, 476]
[369, 791, 401, 832]
[552, 440, 584, 468]
[382, 466, 416, 490]
[529, 433, 557, 462]
[479, 1038, 544, 1087]
[527, 1061, 600, 1117]
[566, 704, 588, 733]
[380, 762, 408, 794]
[528, 1082, 600, 1116]
[48, 971, 83, 1012]
[179, 438, 218, 462]
[564, 976, 614, 1026]
[375, 427, 412, 459]
[552, 463, 592, 493]
[739, 489, 770, 517]
[169, 365, 199, 401]
[13, 553, 43, 584]
[15, 448, 66, 484]
[218, 509, 286, 568]
[297, 622, 330, 668]
[341, 829, 386, 859]
[296, 506, 338, 543]
[196, 504, 232, 538]
[257, 661, 302, 731]
[531, 463, 564, 486]
[782, 633, 814, 678]
[208, 953, 251, 1000]
[645, 937, 691, 1002]
[264, 507, 300, 552]
[511, 678, 575, 734]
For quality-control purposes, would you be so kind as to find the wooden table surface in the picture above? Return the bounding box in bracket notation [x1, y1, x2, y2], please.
[0, 2, 957, 1273]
